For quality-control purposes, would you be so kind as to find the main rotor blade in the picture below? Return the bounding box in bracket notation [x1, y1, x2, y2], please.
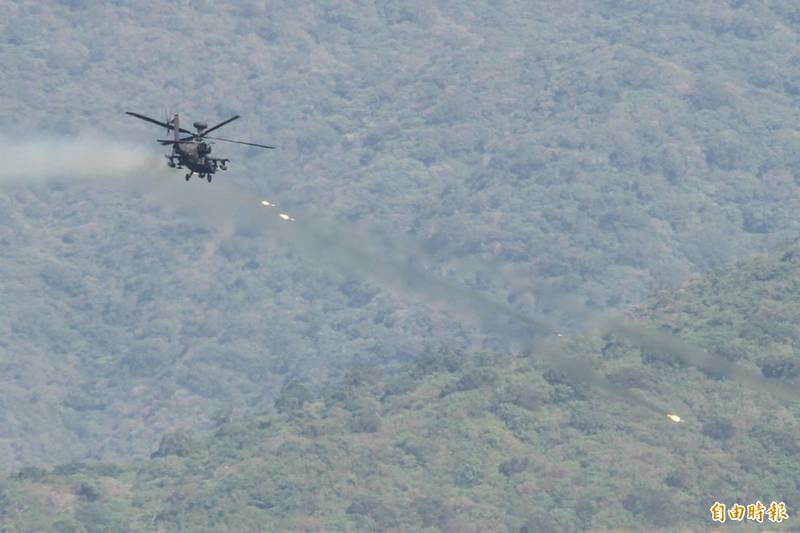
[126, 111, 193, 135]
[201, 115, 241, 137]
[205, 135, 275, 149]
[157, 139, 194, 145]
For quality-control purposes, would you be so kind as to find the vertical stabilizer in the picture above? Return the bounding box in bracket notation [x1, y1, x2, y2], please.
[172, 114, 180, 143]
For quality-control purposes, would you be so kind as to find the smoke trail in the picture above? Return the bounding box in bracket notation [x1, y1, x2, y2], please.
[136, 177, 798, 422]
[0, 133, 163, 183]
[596, 316, 799, 403]
[362, 213, 800, 409]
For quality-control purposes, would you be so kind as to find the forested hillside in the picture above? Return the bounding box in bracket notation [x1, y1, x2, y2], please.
[2, 240, 799, 532]
[2, 0, 800, 471]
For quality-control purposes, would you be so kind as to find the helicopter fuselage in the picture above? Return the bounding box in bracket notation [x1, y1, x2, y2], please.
[167, 141, 228, 181]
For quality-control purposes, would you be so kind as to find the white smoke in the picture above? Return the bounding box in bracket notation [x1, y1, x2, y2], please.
[0, 133, 164, 183]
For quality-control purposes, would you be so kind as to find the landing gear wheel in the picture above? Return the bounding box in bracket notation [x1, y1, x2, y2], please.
[207, 175, 212, 182]
[185, 174, 191, 181]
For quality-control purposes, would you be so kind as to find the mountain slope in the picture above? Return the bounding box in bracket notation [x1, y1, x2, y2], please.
[3, 241, 799, 532]
[4, 0, 800, 469]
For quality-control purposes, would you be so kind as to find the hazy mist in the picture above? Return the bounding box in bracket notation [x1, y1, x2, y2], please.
[0, 133, 162, 183]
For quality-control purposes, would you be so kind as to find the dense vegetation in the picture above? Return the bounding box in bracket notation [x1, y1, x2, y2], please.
[2, 0, 800, 478]
[2, 240, 799, 531]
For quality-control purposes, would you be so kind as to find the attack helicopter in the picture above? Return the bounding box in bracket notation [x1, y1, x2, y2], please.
[126, 111, 274, 182]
